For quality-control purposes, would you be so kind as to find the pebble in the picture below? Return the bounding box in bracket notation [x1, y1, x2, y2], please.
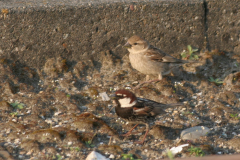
[109, 154, 115, 159]
[86, 151, 108, 160]
[170, 144, 189, 155]
[181, 126, 210, 140]
[196, 92, 202, 96]
[132, 81, 139, 84]
[181, 108, 187, 111]
[99, 92, 110, 101]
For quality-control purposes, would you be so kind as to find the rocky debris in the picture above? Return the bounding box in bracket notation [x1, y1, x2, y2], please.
[0, 149, 14, 160]
[86, 151, 108, 160]
[0, 48, 239, 159]
[181, 126, 210, 140]
[99, 92, 111, 101]
[170, 144, 189, 155]
[98, 144, 124, 158]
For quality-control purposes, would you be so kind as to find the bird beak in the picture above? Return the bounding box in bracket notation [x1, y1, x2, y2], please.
[123, 42, 132, 49]
[109, 93, 116, 99]
[109, 94, 116, 112]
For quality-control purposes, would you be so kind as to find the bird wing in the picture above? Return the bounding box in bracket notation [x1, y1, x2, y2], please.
[132, 105, 154, 116]
[132, 98, 157, 116]
[134, 98, 183, 116]
[144, 45, 185, 63]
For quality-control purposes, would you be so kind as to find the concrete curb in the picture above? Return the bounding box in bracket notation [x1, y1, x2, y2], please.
[0, 0, 239, 69]
[1, 0, 206, 68]
[206, 0, 240, 52]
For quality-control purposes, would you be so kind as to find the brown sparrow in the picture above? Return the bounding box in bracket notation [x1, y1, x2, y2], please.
[124, 35, 191, 88]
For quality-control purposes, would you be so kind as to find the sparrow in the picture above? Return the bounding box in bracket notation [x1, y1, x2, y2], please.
[124, 35, 191, 88]
[113, 89, 182, 144]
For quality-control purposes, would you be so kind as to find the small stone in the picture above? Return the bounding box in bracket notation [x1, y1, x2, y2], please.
[99, 92, 110, 101]
[86, 151, 108, 160]
[132, 81, 139, 84]
[63, 34, 69, 39]
[173, 110, 179, 115]
[109, 154, 115, 159]
[14, 139, 20, 143]
[170, 144, 189, 155]
[26, 150, 33, 155]
[181, 108, 187, 111]
[196, 92, 202, 96]
[181, 126, 210, 140]
[0, 151, 14, 160]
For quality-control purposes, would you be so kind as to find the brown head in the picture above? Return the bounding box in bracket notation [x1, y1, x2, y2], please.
[114, 89, 137, 108]
[124, 35, 149, 53]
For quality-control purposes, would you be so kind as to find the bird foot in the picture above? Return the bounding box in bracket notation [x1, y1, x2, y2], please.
[121, 131, 140, 137]
[133, 79, 160, 90]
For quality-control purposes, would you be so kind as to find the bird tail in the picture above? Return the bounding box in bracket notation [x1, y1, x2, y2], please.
[151, 103, 183, 116]
[167, 103, 184, 107]
[166, 103, 184, 107]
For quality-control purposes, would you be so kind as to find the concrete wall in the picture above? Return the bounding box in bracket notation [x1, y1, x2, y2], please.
[0, 0, 239, 68]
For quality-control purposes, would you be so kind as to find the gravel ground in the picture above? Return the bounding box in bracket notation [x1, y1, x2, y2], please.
[0, 49, 240, 159]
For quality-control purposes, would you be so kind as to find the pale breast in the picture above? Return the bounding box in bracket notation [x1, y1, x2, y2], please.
[129, 53, 169, 75]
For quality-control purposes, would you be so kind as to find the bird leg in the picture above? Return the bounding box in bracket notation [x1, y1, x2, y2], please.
[135, 124, 149, 144]
[133, 74, 162, 90]
[121, 124, 139, 137]
[158, 74, 163, 80]
[108, 136, 112, 145]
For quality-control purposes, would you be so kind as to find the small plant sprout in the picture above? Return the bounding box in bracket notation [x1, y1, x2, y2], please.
[166, 149, 174, 160]
[230, 113, 240, 119]
[10, 112, 18, 116]
[56, 154, 63, 160]
[70, 147, 80, 152]
[85, 140, 95, 148]
[181, 45, 199, 60]
[11, 102, 25, 109]
[208, 77, 224, 85]
[85, 133, 96, 148]
[188, 146, 205, 157]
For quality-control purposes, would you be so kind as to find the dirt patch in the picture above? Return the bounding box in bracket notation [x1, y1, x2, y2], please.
[0, 50, 240, 159]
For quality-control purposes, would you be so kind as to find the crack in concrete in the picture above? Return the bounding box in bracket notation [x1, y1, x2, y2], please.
[203, 0, 210, 51]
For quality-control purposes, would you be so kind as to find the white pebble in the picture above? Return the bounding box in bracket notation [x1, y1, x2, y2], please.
[109, 154, 115, 159]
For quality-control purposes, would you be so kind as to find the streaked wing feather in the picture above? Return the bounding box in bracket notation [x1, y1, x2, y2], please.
[144, 45, 184, 63]
[144, 46, 166, 62]
[136, 97, 183, 116]
[133, 99, 155, 116]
